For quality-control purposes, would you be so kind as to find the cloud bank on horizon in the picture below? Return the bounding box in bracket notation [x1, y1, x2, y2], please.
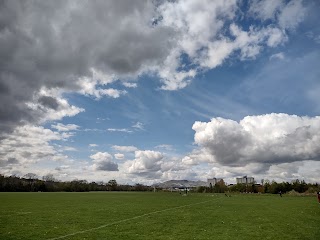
[1, 0, 320, 184]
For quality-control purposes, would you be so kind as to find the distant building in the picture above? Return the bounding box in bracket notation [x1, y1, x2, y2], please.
[236, 176, 254, 184]
[207, 178, 223, 187]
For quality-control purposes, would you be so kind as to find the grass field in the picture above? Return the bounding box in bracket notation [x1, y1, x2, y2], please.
[0, 192, 319, 240]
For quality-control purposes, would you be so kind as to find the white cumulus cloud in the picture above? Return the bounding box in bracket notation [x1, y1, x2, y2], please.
[126, 150, 164, 178]
[193, 113, 320, 166]
[114, 153, 125, 160]
[0, 125, 73, 171]
[90, 152, 119, 171]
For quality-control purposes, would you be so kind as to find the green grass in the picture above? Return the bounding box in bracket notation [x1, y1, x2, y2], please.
[0, 192, 319, 240]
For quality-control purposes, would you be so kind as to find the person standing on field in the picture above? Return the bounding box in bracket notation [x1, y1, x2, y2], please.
[317, 191, 320, 204]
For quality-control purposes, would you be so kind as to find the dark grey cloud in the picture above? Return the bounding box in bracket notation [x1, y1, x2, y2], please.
[38, 96, 59, 110]
[0, 0, 175, 135]
[0, 157, 18, 167]
[0, 0, 309, 136]
[95, 161, 119, 172]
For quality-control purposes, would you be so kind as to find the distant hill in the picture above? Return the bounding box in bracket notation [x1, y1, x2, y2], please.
[153, 180, 207, 188]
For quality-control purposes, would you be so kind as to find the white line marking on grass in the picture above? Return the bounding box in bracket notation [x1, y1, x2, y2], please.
[48, 197, 222, 240]
[17, 211, 32, 215]
[4, 212, 32, 217]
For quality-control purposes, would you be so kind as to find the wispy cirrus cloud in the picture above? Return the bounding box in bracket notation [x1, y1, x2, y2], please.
[107, 121, 145, 133]
[270, 52, 285, 60]
[112, 145, 139, 153]
[89, 144, 99, 147]
[107, 128, 133, 133]
[132, 122, 145, 131]
[51, 123, 80, 132]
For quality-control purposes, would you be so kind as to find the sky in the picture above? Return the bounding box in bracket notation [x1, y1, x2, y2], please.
[1, 0, 320, 185]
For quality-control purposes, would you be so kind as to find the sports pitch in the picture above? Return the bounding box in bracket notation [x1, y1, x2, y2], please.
[1, 192, 319, 239]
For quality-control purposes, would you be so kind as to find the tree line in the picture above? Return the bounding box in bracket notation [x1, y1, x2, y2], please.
[197, 179, 319, 194]
[1, 173, 319, 194]
[0, 174, 153, 192]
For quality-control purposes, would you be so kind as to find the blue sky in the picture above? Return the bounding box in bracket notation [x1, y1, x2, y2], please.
[1, 0, 320, 184]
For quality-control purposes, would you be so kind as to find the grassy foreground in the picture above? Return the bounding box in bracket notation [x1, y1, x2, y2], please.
[0, 192, 319, 240]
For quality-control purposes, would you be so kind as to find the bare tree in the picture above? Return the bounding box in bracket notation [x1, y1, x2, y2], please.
[24, 173, 38, 180]
[42, 174, 55, 182]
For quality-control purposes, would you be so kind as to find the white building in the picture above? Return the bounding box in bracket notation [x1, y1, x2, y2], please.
[236, 176, 254, 184]
[207, 178, 223, 187]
